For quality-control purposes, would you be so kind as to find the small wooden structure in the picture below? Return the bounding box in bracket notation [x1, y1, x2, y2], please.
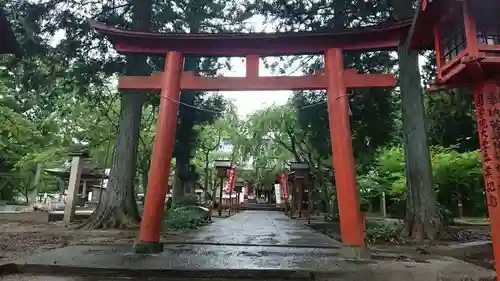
[45, 152, 106, 205]
[285, 163, 314, 220]
[0, 7, 20, 55]
[407, 0, 500, 276]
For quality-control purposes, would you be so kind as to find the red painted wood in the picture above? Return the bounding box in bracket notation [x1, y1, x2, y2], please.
[90, 20, 411, 56]
[473, 81, 500, 280]
[246, 55, 259, 78]
[411, 1, 500, 275]
[463, 1, 479, 57]
[118, 70, 396, 92]
[324, 48, 365, 248]
[138, 51, 183, 243]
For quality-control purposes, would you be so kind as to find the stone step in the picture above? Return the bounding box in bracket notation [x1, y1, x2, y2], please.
[238, 204, 284, 211]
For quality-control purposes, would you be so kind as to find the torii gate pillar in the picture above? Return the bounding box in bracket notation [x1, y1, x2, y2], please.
[133, 51, 184, 254]
[325, 48, 365, 248]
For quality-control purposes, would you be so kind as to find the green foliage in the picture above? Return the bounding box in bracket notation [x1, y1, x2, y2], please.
[438, 202, 454, 226]
[432, 148, 484, 217]
[172, 194, 200, 209]
[164, 206, 210, 230]
[364, 146, 485, 217]
[422, 53, 478, 152]
[365, 220, 404, 244]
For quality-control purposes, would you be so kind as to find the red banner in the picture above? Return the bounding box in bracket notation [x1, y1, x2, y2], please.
[225, 167, 236, 193]
[280, 173, 289, 200]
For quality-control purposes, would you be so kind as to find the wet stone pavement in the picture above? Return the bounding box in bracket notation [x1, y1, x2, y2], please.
[177, 210, 342, 247]
[3, 211, 497, 281]
[10, 211, 346, 272]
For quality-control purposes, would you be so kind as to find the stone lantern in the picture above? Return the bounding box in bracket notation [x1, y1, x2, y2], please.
[290, 162, 310, 219]
[234, 180, 244, 211]
[408, 0, 500, 276]
[214, 159, 231, 216]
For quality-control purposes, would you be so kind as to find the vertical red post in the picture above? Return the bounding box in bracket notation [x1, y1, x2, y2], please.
[246, 54, 259, 78]
[473, 81, 500, 278]
[134, 51, 184, 254]
[324, 48, 365, 248]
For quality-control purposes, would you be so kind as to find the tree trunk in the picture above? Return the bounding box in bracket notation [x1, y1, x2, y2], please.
[172, 162, 186, 202]
[141, 168, 149, 193]
[204, 151, 210, 190]
[23, 189, 29, 206]
[80, 0, 153, 229]
[394, 0, 442, 240]
[29, 163, 42, 204]
[172, 56, 200, 204]
[380, 191, 387, 217]
[81, 92, 144, 228]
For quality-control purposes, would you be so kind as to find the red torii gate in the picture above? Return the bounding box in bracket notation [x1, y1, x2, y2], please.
[90, 20, 411, 253]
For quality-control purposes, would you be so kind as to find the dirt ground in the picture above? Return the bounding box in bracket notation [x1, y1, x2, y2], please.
[0, 208, 241, 264]
[0, 219, 190, 264]
[305, 217, 494, 270]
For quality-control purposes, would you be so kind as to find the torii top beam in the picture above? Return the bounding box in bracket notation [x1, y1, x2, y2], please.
[89, 20, 411, 57]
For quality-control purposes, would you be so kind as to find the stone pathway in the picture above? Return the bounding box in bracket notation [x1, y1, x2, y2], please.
[179, 211, 341, 247]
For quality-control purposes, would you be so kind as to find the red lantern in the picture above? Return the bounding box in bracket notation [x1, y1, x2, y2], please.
[409, 1, 500, 89]
[280, 173, 289, 200]
[409, 1, 500, 277]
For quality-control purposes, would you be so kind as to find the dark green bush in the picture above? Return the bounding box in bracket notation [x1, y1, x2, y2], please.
[360, 197, 371, 212]
[172, 194, 200, 208]
[164, 205, 209, 230]
[438, 202, 454, 226]
[365, 220, 403, 244]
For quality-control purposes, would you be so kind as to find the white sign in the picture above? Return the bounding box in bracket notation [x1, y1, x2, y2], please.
[274, 184, 282, 204]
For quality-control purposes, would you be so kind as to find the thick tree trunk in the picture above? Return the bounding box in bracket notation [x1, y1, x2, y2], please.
[80, 0, 153, 229]
[172, 162, 186, 202]
[172, 56, 200, 204]
[395, 0, 442, 240]
[81, 93, 144, 229]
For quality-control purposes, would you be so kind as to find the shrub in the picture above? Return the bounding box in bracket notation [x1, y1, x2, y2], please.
[366, 146, 485, 218]
[172, 194, 200, 208]
[164, 205, 209, 230]
[365, 220, 404, 244]
[438, 202, 454, 226]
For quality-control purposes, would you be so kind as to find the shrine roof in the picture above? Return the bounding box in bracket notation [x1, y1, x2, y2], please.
[0, 7, 20, 55]
[89, 20, 412, 56]
[408, 0, 500, 50]
[44, 157, 106, 180]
